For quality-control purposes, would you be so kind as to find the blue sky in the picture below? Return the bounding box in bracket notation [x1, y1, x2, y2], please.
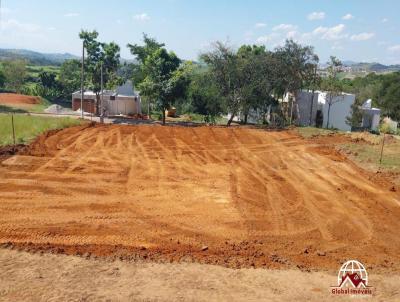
[1, 0, 400, 64]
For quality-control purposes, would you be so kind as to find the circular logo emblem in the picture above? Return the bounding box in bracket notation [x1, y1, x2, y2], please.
[337, 260, 368, 287]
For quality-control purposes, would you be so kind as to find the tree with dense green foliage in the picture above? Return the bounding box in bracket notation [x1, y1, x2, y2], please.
[59, 59, 81, 97]
[236, 45, 282, 124]
[127, 33, 165, 85]
[275, 40, 319, 124]
[78, 30, 123, 116]
[137, 47, 183, 124]
[321, 56, 343, 128]
[0, 66, 5, 89]
[375, 72, 400, 121]
[79, 30, 122, 108]
[201, 42, 245, 126]
[201, 40, 317, 126]
[39, 71, 58, 89]
[187, 69, 223, 122]
[2, 59, 27, 93]
[341, 72, 400, 125]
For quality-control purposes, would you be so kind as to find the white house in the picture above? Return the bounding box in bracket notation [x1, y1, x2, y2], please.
[361, 99, 381, 131]
[318, 92, 355, 131]
[72, 81, 141, 116]
[292, 90, 355, 131]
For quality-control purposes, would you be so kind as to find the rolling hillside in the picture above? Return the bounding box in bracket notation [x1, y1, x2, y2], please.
[0, 49, 79, 66]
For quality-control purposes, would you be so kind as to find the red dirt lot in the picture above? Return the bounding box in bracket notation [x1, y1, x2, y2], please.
[0, 124, 399, 272]
[0, 93, 41, 108]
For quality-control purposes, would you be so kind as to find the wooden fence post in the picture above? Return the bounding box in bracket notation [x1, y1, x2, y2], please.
[11, 113, 16, 151]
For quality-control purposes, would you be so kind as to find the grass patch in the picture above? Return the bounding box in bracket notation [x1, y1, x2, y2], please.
[341, 137, 400, 172]
[297, 126, 400, 173]
[0, 113, 83, 146]
[28, 98, 52, 113]
[296, 127, 340, 138]
[0, 97, 51, 114]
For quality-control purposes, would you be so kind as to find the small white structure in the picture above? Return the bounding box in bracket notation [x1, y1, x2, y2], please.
[318, 92, 355, 131]
[361, 99, 381, 131]
[72, 81, 141, 116]
[291, 90, 355, 131]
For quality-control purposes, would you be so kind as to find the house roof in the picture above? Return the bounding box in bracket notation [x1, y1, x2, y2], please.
[339, 273, 367, 288]
[72, 80, 139, 98]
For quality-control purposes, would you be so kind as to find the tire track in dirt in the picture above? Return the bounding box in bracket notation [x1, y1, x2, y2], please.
[0, 124, 399, 271]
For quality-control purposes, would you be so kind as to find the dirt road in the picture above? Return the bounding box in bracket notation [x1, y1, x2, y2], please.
[1, 249, 399, 301]
[0, 124, 399, 271]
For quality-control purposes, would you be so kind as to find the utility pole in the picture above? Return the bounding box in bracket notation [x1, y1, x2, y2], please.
[11, 113, 16, 152]
[100, 62, 104, 124]
[80, 41, 85, 119]
[379, 132, 386, 166]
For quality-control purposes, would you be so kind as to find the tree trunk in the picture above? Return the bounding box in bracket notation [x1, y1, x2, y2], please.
[244, 113, 248, 125]
[162, 108, 166, 125]
[227, 113, 235, 127]
[227, 108, 239, 126]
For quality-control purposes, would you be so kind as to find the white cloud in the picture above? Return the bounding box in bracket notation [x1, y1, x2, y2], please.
[332, 43, 344, 50]
[312, 24, 347, 40]
[381, 18, 388, 23]
[342, 14, 354, 20]
[254, 22, 266, 28]
[133, 13, 150, 21]
[64, 13, 79, 17]
[256, 36, 271, 44]
[307, 11, 325, 21]
[272, 23, 297, 32]
[286, 31, 298, 39]
[350, 32, 375, 41]
[0, 18, 41, 33]
[388, 45, 400, 52]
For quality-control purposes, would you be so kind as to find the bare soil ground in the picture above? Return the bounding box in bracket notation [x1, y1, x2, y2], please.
[0, 124, 399, 274]
[0, 93, 41, 109]
[1, 248, 399, 302]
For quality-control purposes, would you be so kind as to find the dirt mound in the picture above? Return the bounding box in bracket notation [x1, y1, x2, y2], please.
[0, 93, 41, 106]
[0, 124, 399, 271]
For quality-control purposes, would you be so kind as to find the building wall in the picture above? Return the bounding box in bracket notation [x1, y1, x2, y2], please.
[72, 98, 97, 114]
[320, 93, 354, 131]
[105, 97, 141, 116]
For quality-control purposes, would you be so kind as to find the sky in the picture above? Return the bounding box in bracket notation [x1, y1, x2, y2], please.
[1, 0, 400, 64]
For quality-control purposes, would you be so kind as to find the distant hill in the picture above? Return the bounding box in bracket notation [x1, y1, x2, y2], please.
[342, 61, 400, 73]
[0, 49, 79, 66]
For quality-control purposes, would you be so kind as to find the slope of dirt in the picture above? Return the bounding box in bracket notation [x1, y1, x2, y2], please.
[0, 124, 399, 272]
[1, 249, 399, 301]
[0, 93, 40, 108]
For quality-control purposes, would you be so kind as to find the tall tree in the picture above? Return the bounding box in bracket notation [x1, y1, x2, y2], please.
[0, 66, 5, 89]
[59, 59, 81, 98]
[127, 33, 165, 85]
[275, 40, 318, 124]
[79, 30, 122, 112]
[187, 69, 223, 122]
[138, 47, 182, 124]
[201, 42, 244, 126]
[236, 44, 281, 124]
[2, 59, 26, 93]
[321, 56, 343, 128]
